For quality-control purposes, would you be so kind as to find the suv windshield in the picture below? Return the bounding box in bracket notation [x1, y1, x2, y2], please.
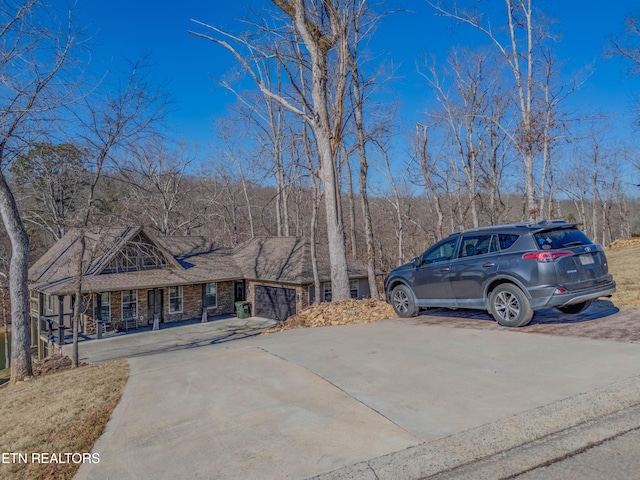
[533, 228, 591, 250]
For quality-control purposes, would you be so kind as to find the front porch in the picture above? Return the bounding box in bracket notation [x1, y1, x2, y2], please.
[32, 280, 242, 359]
[38, 311, 242, 359]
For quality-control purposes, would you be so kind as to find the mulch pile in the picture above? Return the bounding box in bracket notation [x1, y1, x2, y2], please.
[32, 355, 73, 377]
[607, 237, 640, 249]
[265, 298, 395, 333]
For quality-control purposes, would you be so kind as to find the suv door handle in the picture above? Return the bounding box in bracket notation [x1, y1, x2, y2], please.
[439, 267, 450, 272]
[482, 262, 496, 267]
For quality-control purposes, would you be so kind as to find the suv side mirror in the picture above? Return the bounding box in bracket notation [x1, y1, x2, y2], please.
[411, 257, 421, 268]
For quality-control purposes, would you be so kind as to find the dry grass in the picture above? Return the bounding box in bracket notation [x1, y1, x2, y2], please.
[0, 359, 129, 480]
[606, 241, 640, 308]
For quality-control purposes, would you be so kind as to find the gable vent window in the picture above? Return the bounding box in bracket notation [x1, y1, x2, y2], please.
[102, 234, 168, 274]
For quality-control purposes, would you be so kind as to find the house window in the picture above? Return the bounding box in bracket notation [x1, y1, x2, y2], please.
[94, 292, 110, 322]
[122, 290, 137, 320]
[350, 280, 359, 299]
[204, 283, 217, 307]
[45, 294, 54, 312]
[323, 282, 332, 302]
[169, 286, 183, 313]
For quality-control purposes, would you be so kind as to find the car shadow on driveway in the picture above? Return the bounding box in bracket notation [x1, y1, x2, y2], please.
[409, 300, 640, 343]
[415, 299, 618, 326]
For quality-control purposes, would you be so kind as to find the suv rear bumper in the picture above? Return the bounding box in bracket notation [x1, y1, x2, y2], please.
[530, 280, 616, 309]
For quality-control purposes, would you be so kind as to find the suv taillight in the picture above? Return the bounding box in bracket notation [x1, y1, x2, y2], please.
[522, 250, 574, 262]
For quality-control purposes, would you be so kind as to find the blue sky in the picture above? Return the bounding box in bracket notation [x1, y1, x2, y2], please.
[76, 0, 640, 151]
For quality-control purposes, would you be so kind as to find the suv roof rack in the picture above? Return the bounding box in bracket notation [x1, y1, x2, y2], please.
[451, 219, 577, 235]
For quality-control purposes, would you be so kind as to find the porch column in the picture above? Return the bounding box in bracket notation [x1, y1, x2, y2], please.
[95, 293, 103, 339]
[57, 295, 65, 349]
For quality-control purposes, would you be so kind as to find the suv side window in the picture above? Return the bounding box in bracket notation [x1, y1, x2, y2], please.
[421, 237, 458, 264]
[498, 234, 519, 250]
[458, 234, 498, 258]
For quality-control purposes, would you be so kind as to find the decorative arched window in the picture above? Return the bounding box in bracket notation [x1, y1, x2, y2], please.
[103, 234, 168, 274]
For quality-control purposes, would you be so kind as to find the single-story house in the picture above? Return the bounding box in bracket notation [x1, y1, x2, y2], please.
[28, 226, 371, 357]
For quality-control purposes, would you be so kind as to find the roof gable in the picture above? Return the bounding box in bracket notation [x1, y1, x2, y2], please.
[92, 230, 182, 275]
[29, 227, 182, 286]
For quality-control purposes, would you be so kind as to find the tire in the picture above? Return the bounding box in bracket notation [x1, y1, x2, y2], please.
[489, 284, 533, 327]
[391, 285, 419, 318]
[556, 300, 592, 314]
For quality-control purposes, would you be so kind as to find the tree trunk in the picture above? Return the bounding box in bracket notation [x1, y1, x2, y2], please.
[0, 171, 32, 384]
[317, 132, 350, 300]
[344, 149, 357, 259]
[2, 286, 9, 369]
[71, 231, 86, 368]
[349, 22, 379, 298]
[303, 8, 350, 301]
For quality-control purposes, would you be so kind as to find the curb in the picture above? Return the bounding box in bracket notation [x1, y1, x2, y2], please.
[309, 375, 640, 480]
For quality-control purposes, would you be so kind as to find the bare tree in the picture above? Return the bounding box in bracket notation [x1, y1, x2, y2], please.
[190, 0, 354, 300]
[11, 143, 89, 242]
[609, 12, 640, 73]
[609, 11, 640, 134]
[69, 59, 169, 367]
[0, 1, 79, 384]
[423, 48, 499, 228]
[430, 0, 550, 220]
[348, 0, 382, 299]
[117, 139, 207, 236]
[414, 123, 445, 240]
[376, 138, 408, 266]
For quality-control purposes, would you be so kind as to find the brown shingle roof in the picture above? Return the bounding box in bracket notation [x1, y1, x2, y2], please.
[29, 229, 368, 296]
[29, 227, 145, 285]
[233, 236, 368, 284]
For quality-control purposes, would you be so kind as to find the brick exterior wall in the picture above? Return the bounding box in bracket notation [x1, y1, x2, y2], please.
[79, 281, 238, 331]
[207, 281, 236, 317]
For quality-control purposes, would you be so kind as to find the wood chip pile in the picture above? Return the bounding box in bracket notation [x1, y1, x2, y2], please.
[606, 237, 640, 249]
[31, 355, 73, 377]
[265, 298, 396, 333]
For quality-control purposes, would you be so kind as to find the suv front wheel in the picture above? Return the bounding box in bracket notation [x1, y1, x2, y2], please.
[489, 284, 533, 327]
[391, 284, 419, 318]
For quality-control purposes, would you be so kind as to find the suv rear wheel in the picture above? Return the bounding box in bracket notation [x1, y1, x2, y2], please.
[489, 284, 533, 327]
[391, 284, 419, 318]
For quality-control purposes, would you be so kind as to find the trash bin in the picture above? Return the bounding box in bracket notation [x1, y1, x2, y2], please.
[235, 301, 251, 319]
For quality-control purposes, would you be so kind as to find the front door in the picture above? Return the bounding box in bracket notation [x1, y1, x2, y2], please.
[147, 288, 164, 325]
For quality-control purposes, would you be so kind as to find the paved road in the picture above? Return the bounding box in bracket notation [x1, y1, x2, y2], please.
[514, 427, 640, 480]
[73, 312, 640, 480]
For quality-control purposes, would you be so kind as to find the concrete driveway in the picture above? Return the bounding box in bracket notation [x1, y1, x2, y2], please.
[75, 311, 640, 480]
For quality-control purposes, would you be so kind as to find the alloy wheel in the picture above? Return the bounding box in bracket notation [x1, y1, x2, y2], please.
[393, 289, 410, 314]
[494, 290, 520, 322]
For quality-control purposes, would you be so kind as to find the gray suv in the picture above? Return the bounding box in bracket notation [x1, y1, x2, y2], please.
[384, 220, 616, 327]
